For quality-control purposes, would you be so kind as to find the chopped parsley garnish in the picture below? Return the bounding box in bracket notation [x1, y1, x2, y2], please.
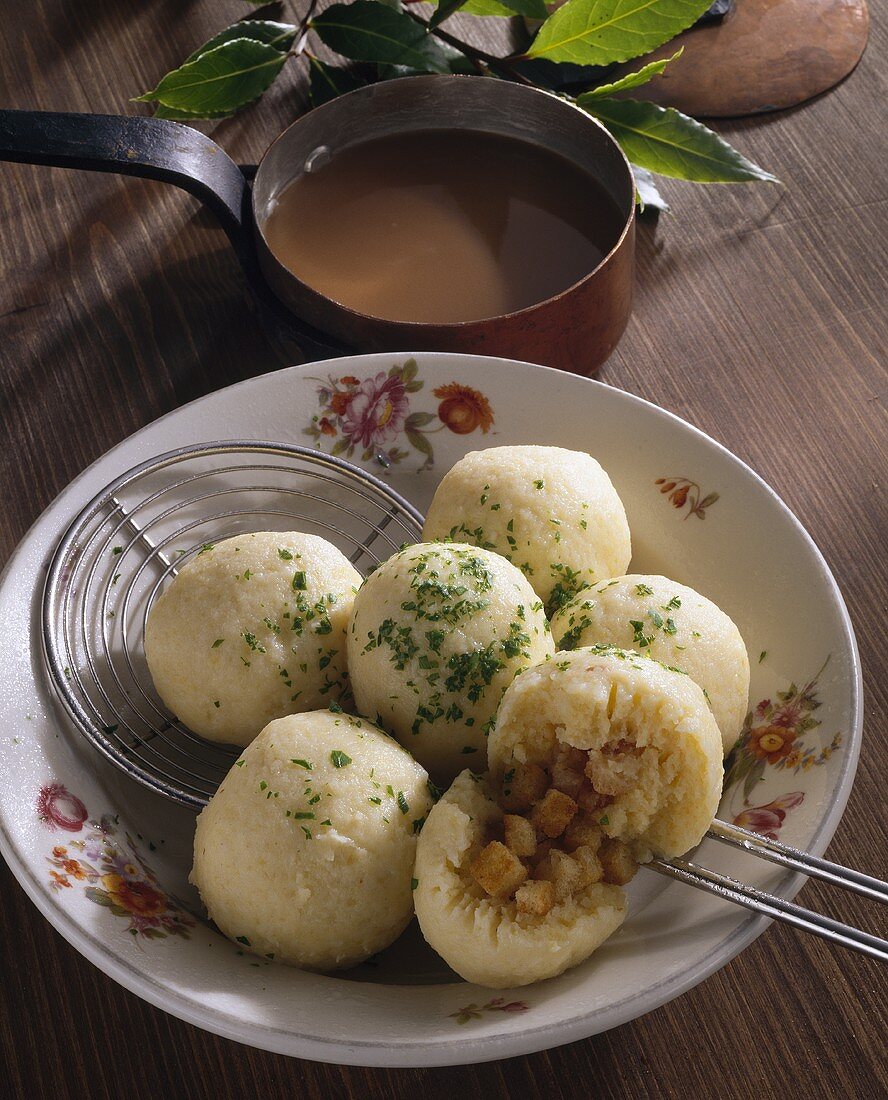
[211, 638, 225, 648]
[635, 583, 654, 596]
[759, 650, 768, 663]
[397, 791, 410, 815]
[293, 812, 315, 820]
[112, 546, 122, 555]
[533, 479, 544, 490]
[330, 750, 352, 768]
[278, 548, 293, 560]
[235, 935, 251, 946]
[197, 543, 214, 555]
[290, 758, 312, 770]
[292, 570, 307, 591]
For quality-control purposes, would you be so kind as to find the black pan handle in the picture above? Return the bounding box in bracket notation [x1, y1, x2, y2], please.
[0, 109, 251, 257]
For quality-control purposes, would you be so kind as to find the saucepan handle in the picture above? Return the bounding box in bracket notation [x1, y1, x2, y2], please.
[0, 109, 250, 258]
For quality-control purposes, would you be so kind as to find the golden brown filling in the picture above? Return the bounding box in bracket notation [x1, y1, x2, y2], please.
[470, 742, 640, 917]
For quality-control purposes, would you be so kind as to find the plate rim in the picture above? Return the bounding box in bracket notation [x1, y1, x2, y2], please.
[0, 352, 863, 1066]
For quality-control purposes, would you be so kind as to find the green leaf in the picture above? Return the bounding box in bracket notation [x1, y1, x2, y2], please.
[430, 0, 472, 28]
[183, 20, 297, 65]
[434, 0, 517, 15]
[406, 428, 434, 458]
[311, 2, 450, 73]
[308, 55, 365, 107]
[631, 164, 669, 212]
[405, 411, 436, 428]
[582, 97, 778, 182]
[579, 49, 682, 99]
[494, 0, 549, 15]
[528, 0, 712, 66]
[134, 38, 289, 118]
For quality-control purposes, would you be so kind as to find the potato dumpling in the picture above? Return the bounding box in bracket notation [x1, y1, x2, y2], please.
[145, 532, 360, 747]
[191, 710, 433, 971]
[421, 446, 631, 615]
[489, 648, 723, 860]
[346, 542, 554, 781]
[550, 575, 750, 755]
[413, 771, 626, 988]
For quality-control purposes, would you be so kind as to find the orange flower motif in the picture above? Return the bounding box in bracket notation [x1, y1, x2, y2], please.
[433, 384, 494, 435]
[52, 845, 67, 858]
[50, 871, 71, 888]
[318, 417, 337, 437]
[61, 858, 88, 880]
[329, 391, 351, 416]
[100, 873, 167, 917]
[339, 375, 360, 386]
[749, 723, 798, 764]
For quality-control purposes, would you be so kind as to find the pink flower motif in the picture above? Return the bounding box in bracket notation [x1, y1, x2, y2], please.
[340, 372, 409, 449]
[37, 783, 88, 833]
[733, 792, 805, 840]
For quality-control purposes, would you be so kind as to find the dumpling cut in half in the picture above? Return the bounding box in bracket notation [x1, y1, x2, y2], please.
[414, 648, 723, 988]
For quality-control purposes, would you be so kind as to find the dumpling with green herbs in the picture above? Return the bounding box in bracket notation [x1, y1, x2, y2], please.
[346, 543, 554, 781]
[145, 532, 361, 747]
[191, 710, 432, 970]
[422, 446, 631, 617]
[550, 574, 749, 755]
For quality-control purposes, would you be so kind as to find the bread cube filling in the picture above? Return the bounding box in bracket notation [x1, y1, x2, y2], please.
[467, 740, 640, 918]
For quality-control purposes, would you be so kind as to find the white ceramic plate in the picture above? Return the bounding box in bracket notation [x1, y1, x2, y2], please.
[0, 354, 861, 1066]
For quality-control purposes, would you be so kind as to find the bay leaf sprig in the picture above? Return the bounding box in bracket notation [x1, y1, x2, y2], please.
[133, 0, 780, 208]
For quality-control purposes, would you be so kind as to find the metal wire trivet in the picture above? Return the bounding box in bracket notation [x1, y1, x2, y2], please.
[42, 441, 423, 809]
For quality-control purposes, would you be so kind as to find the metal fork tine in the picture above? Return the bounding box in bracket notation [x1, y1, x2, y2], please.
[708, 818, 888, 903]
[650, 856, 888, 963]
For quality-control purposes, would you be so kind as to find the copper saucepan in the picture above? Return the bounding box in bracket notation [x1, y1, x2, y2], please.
[0, 75, 635, 374]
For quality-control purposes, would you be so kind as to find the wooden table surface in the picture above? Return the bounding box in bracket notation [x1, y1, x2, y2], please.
[1, 3, 885, 1098]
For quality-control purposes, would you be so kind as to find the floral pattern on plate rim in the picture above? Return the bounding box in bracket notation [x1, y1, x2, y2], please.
[449, 998, 530, 1025]
[303, 358, 494, 472]
[655, 477, 719, 519]
[38, 782, 194, 941]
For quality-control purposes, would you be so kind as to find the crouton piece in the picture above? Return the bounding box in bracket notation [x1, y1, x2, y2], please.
[500, 762, 548, 812]
[515, 879, 555, 918]
[576, 784, 613, 815]
[531, 839, 554, 870]
[599, 837, 638, 885]
[530, 788, 579, 838]
[470, 841, 528, 898]
[563, 814, 603, 853]
[573, 844, 604, 888]
[550, 743, 586, 798]
[503, 813, 537, 858]
[547, 849, 583, 900]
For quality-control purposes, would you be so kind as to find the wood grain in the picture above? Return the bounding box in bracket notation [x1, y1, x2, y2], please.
[0, 3, 885, 1098]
